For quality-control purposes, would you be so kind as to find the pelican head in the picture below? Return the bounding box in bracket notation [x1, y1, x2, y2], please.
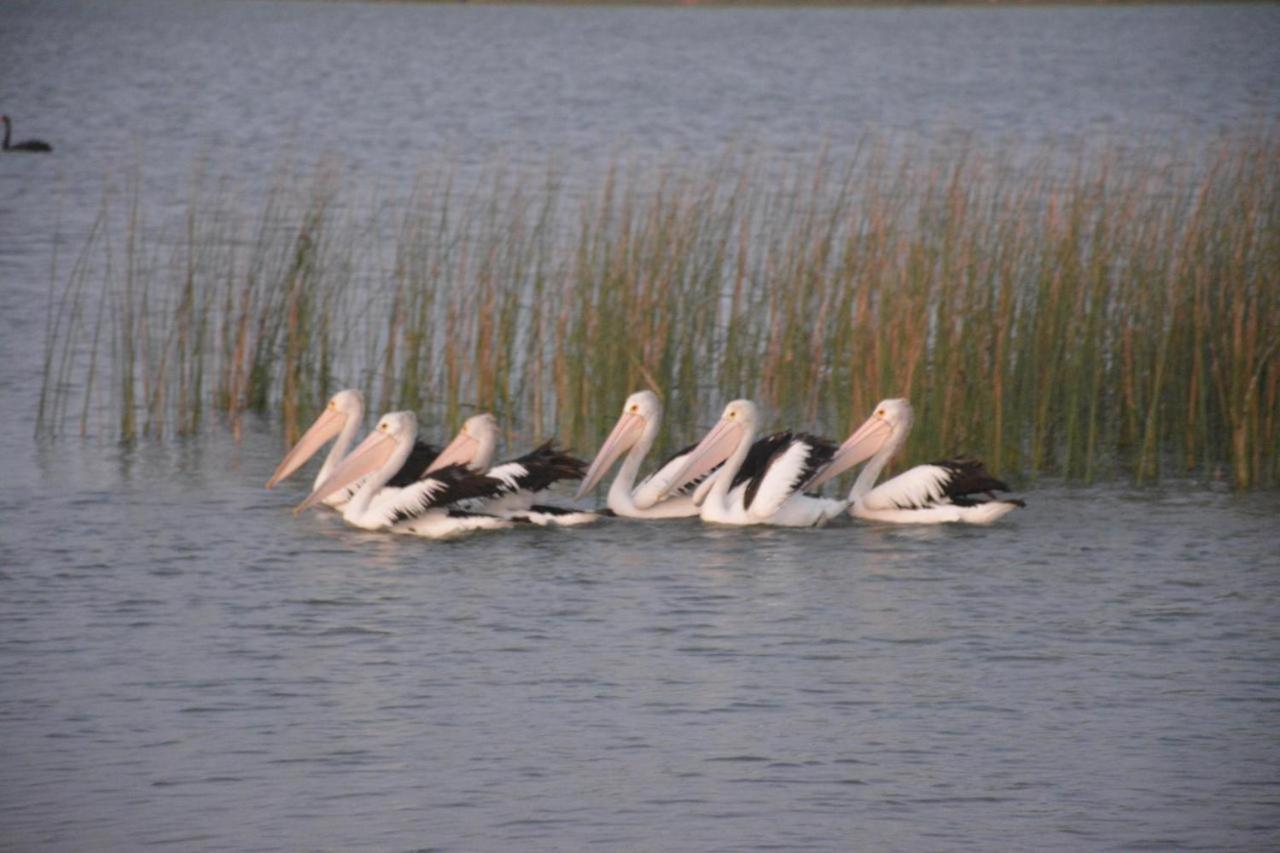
[807, 397, 912, 489]
[330, 389, 365, 417]
[426, 412, 499, 475]
[720, 399, 759, 429]
[625, 390, 662, 421]
[266, 388, 365, 488]
[295, 411, 416, 514]
[377, 410, 418, 439]
[657, 399, 757, 500]
[575, 390, 663, 498]
[875, 398, 914, 430]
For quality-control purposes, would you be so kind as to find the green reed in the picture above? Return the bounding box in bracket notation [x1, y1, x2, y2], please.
[36, 131, 1280, 488]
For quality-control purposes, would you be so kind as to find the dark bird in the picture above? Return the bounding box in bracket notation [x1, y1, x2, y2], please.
[2, 115, 52, 153]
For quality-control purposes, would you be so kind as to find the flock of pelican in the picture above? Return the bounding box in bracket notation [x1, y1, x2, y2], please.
[267, 389, 1023, 539]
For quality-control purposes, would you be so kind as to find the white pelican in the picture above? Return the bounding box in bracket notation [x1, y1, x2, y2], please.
[295, 411, 516, 538]
[426, 413, 597, 526]
[265, 389, 439, 508]
[573, 390, 715, 519]
[659, 400, 847, 527]
[807, 398, 1024, 524]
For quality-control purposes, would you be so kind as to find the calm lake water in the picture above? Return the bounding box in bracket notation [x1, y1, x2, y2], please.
[2, 1, 1279, 850]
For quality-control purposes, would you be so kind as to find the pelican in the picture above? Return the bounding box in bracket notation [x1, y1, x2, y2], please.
[295, 411, 516, 538]
[659, 400, 847, 527]
[573, 390, 715, 518]
[265, 389, 438, 508]
[426, 413, 597, 526]
[807, 398, 1023, 524]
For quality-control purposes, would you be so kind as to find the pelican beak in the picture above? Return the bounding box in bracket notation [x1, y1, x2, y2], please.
[266, 407, 346, 489]
[657, 417, 743, 500]
[575, 411, 645, 499]
[294, 429, 397, 515]
[806, 415, 892, 489]
[424, 428, 480, 475]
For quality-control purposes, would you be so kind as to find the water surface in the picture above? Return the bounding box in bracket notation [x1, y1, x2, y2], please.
[3, 432, 1278, 850]
[2, 2, 1279, 849]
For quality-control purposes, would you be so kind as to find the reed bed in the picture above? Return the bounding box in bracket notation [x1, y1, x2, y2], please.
[37, 132, 1280, 488]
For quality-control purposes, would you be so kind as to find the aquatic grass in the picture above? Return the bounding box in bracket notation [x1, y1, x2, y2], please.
[37, 130, 1280, 488]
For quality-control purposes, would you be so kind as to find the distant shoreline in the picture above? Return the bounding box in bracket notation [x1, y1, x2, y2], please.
[286, 0, 1271, 7]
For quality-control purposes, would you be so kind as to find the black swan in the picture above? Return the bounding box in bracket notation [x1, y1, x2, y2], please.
[2, 115, 52, 152]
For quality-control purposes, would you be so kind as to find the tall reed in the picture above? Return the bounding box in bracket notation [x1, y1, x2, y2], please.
[36, 131, 1280, 488]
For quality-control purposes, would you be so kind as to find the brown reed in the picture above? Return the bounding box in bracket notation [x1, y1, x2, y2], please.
[36, 131, 1280, 488]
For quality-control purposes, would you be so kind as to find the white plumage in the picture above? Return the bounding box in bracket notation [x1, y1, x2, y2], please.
[428, 414, 598, 526]
[575, 390, 712, 519]
[807, 399, 1023, 525]
[294, 412, 517, 539]
[660, 400, 847, 528]
[744, 435, 843, 523]
[266, 388, 443, 510]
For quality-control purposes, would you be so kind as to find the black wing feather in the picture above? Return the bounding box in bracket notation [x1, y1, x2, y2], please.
[432, 464, 517, 505]
[738, 431, 794, 509]
[929, 458, 1011, 499]
[501, 440, 588, 494]
[733, 432, 793, 491]
[388, 464, 512, 525]
[791, 433, 838, 492]
[385, 440, 442, 488]
[528, 504, 586, 516]
[742, 432, 837, 510]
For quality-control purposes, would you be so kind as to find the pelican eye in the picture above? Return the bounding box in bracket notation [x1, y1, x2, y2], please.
[877, 409, 885, 417]
[629, 405, 639, 413]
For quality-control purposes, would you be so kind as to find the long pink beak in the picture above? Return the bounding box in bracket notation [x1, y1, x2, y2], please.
[294, 429, 397, 515]
[424, 430, 480, 475]
[266, 408, 345, 489]
[806, 415, 891, 489]
[575, 411, 644, 499]
[658, 417, 743, 500]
